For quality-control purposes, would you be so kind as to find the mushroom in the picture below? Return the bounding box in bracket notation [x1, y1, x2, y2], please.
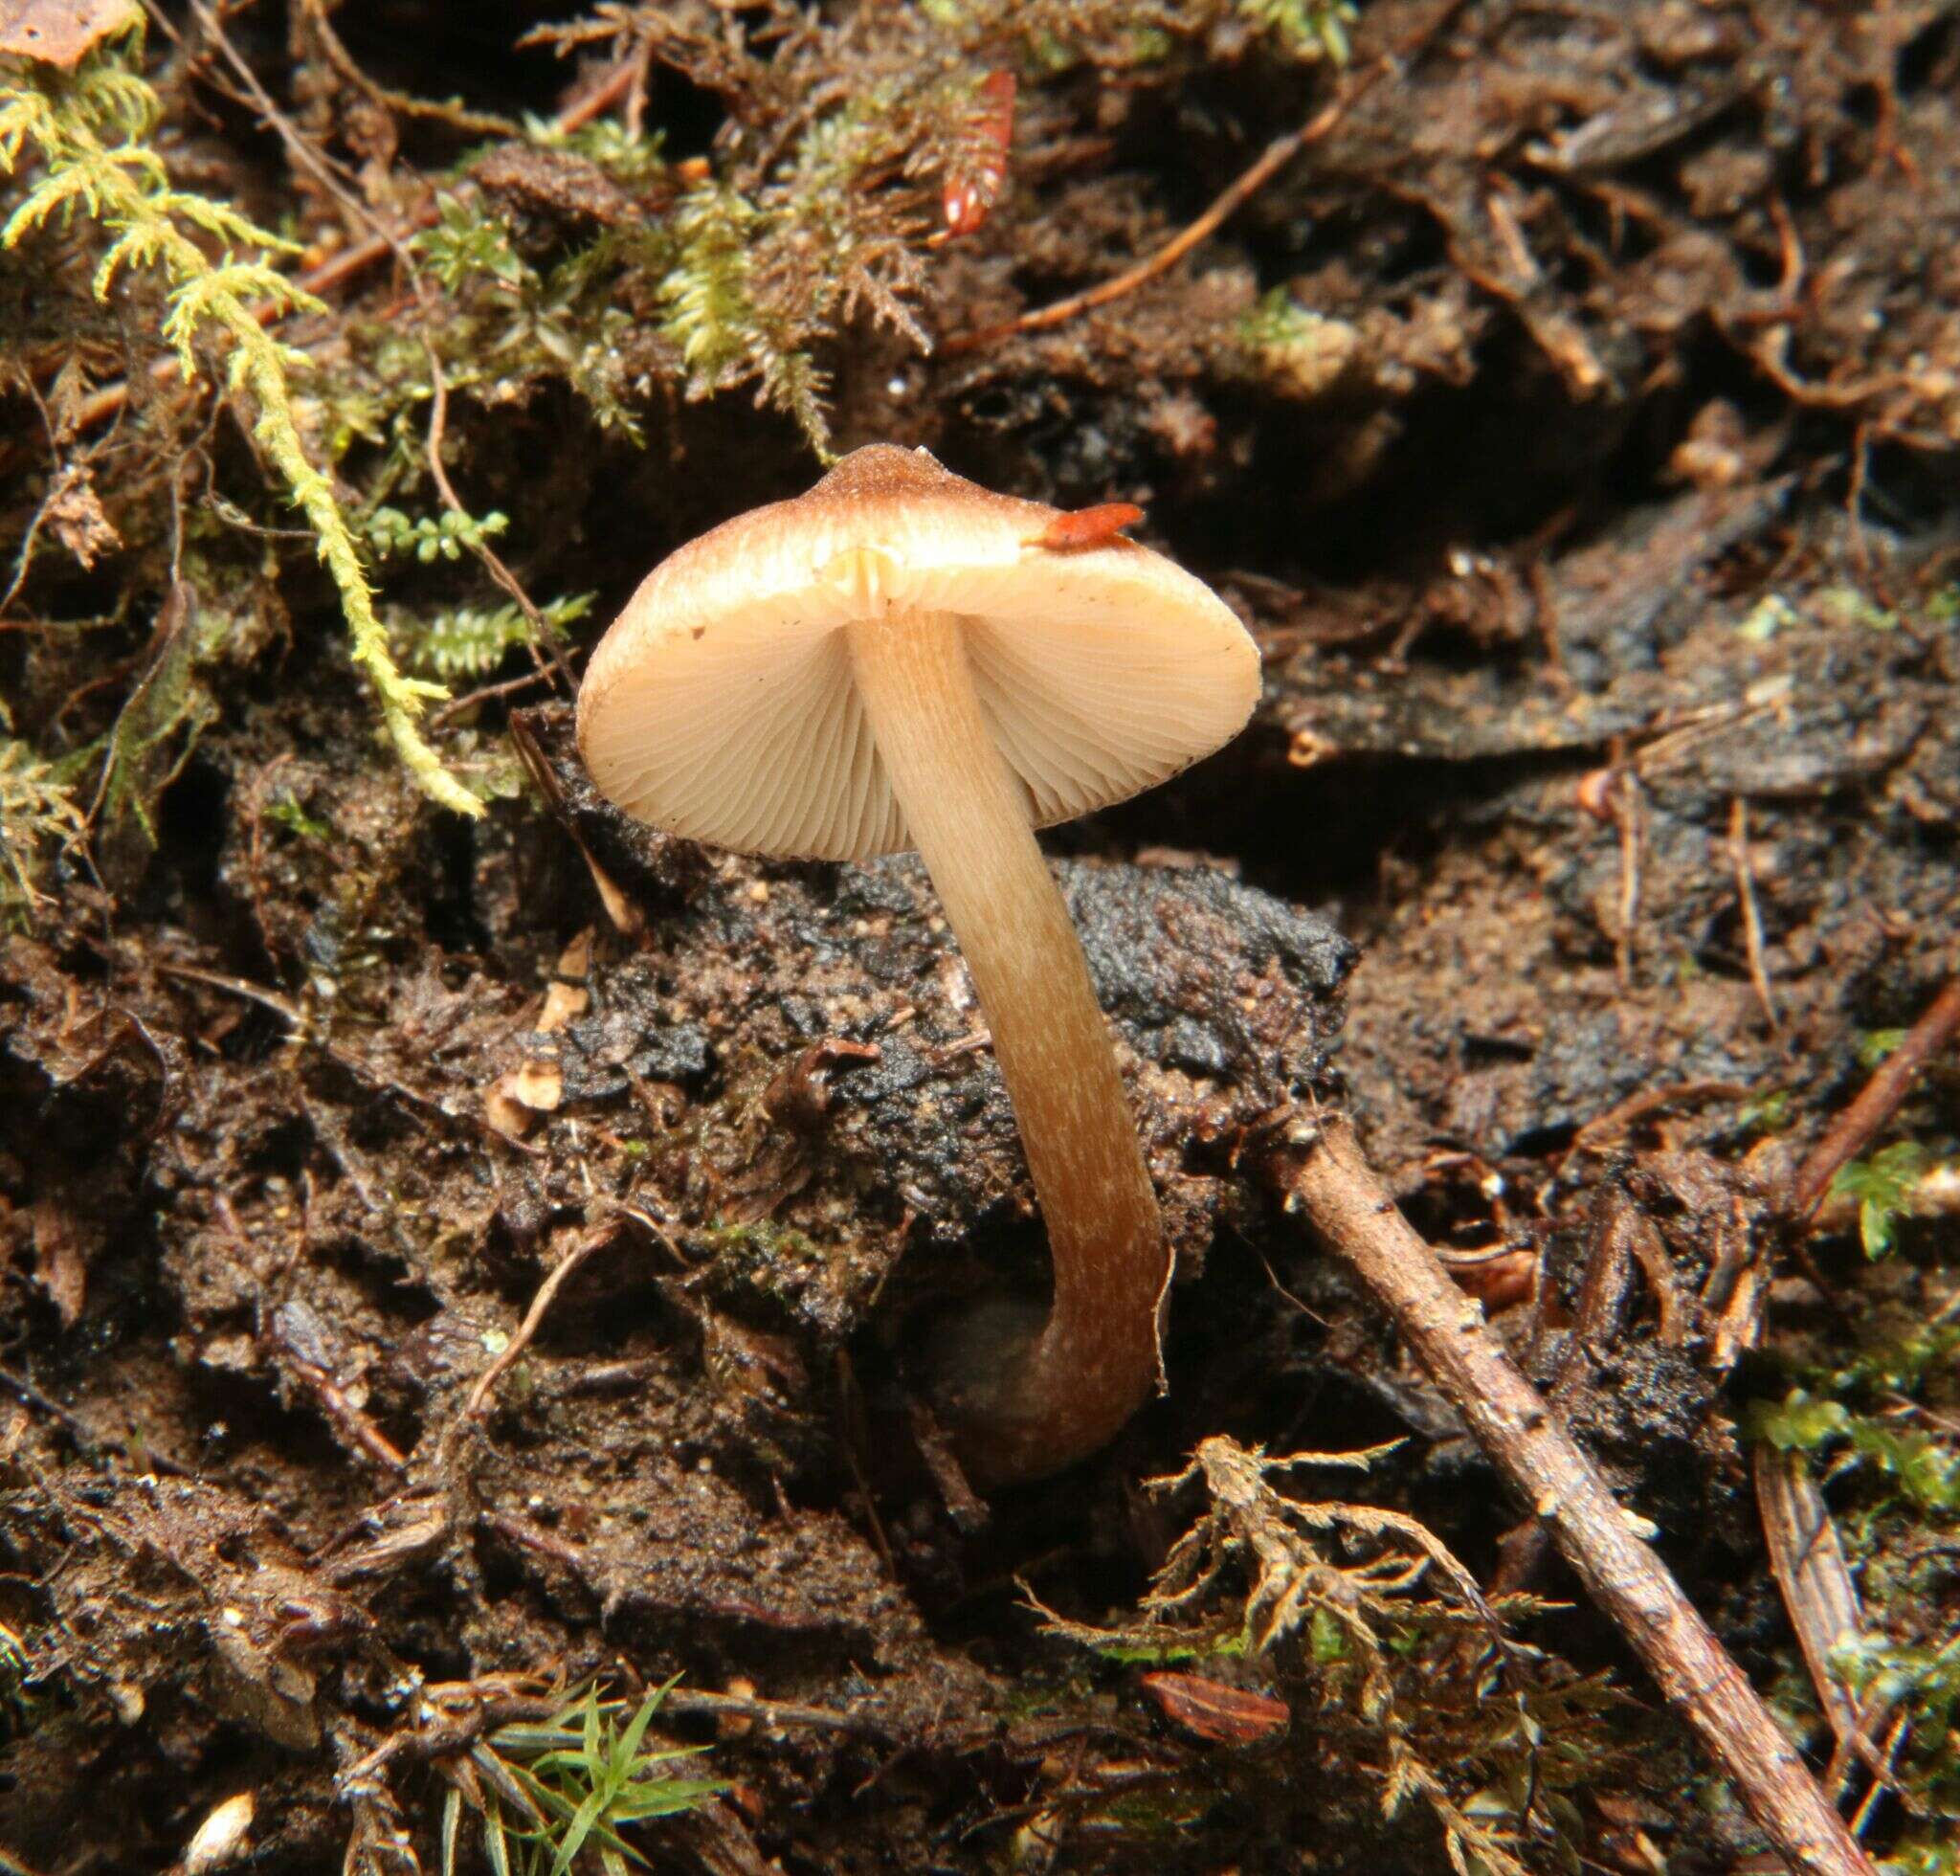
[576, 445, 1258, 1480]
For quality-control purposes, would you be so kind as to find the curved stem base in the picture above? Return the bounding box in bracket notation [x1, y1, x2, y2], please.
[848, 609, 1168, 1482]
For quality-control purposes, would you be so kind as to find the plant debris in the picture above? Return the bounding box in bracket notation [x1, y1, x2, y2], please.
[1, 0, 1955, 1870]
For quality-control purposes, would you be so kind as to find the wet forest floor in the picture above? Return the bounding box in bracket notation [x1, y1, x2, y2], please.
[0, 1, 1956, 1872]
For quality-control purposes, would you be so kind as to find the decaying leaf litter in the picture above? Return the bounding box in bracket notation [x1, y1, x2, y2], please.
[0, 0, 1956, 1871]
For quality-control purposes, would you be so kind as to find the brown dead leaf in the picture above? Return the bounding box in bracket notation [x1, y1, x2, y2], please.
[1755, 1443, 1863, 1746]
[45, 463, 120, 569]
[511, 1060, 562, 1109]
[537, 980, 589, 1033]
[0, 0, 137, 67]
[1140, 1671, 1290, 1745]
[484, 1061, 562, 1138]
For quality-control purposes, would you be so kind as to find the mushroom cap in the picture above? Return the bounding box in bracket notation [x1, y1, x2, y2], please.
[576, 444, 1260, 860]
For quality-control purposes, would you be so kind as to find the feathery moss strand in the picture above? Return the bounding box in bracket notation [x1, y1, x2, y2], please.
[0, 26, 481, 816]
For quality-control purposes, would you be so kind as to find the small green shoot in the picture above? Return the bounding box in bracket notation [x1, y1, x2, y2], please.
[1737, 594, 1798, 643]
[1831, 1142, 1933, 1260]
[1814, 585, 1898, 633]
[390, 592, 591, 682]
[1753, 1389, 1960, 1515]
[264, 794, 332, 842]
[443, 1683, 724, 1876]
[1736, 1085, 1794, 1134]
[366, 504, 511, 564]
[1237, 0, 1359, 62]
[1855, 1027, 1910, 1068]
[416, 192, 528, 292]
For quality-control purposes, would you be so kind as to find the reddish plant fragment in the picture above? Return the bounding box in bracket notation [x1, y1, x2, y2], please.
[935, 71, 1015, 243]
[1027, 502, 1146, 552]
[1140, 1671, 1289, 1745]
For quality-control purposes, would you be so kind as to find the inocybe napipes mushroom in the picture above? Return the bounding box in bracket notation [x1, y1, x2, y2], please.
[577, 445, 1258, 1481]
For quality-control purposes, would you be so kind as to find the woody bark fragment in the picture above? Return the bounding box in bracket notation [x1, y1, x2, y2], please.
[1271, 1116, 1876, 1876]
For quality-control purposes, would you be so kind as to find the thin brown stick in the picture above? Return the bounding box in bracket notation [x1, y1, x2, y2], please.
[1564, 1078, 1749, 1160]
[294, 231, 403, 300]
[1787, 975, 1960, 1219]
[299, 0, 516, 137]
[657, 1684, 894, 1743]
[427, 666, 557, 727]
[941, 64, 1386, 356]
[422, 346, 576, 692]
[1730, 797, 1780, 1032]
[1270, 1114, 1876, 1876]
[187, 0, 425, 283]
[1614, 765, 1642, 990]
[552, 56, 640, 135]
[463, 1232, 612, 1418]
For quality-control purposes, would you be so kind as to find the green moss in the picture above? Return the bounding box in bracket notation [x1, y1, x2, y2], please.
[701, 1218, 829, 1279]
[1831, 1143, 1936, 1260]
[1751, 1320, 1960, 1859]
[1238, 0, 1361, 62]
[0, 27, 479, 816]
[0, 719, 83, 919]
[390, 592, 591, 683]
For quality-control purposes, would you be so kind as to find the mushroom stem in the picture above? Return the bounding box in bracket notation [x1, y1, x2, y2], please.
[847, 609, 1168, 1482]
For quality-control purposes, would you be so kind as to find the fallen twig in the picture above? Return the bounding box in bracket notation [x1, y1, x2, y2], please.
[1730, 796, 1780, 1033]
[462, 1228, 612, 1419]
[657, 1684, 893, 1744]
[298, 0, 516, 138]
[1269, 1113, 1876, 1876]
[188, 0, 421, 279]
[1755, 1443, 1862, 1750]
[941, 61, 1387, 356]
[1786, 974, 1960, 1220]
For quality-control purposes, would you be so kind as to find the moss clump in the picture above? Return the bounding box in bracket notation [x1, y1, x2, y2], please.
[0, 25, 480, 816]
[1031, 1436, 1625, 1872]
[0, 718, 83, 918]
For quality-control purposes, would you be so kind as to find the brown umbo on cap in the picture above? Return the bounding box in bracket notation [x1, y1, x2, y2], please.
[577, 445, 1260, 1483]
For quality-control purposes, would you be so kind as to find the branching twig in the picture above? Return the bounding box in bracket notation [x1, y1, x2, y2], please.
[185, 0, 417, 275]
[297, 0, 516, 138]
[1269, 1113, 1877, 1876]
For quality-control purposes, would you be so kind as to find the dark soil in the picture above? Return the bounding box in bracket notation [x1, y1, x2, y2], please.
[1, 2, 1956, 1873]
